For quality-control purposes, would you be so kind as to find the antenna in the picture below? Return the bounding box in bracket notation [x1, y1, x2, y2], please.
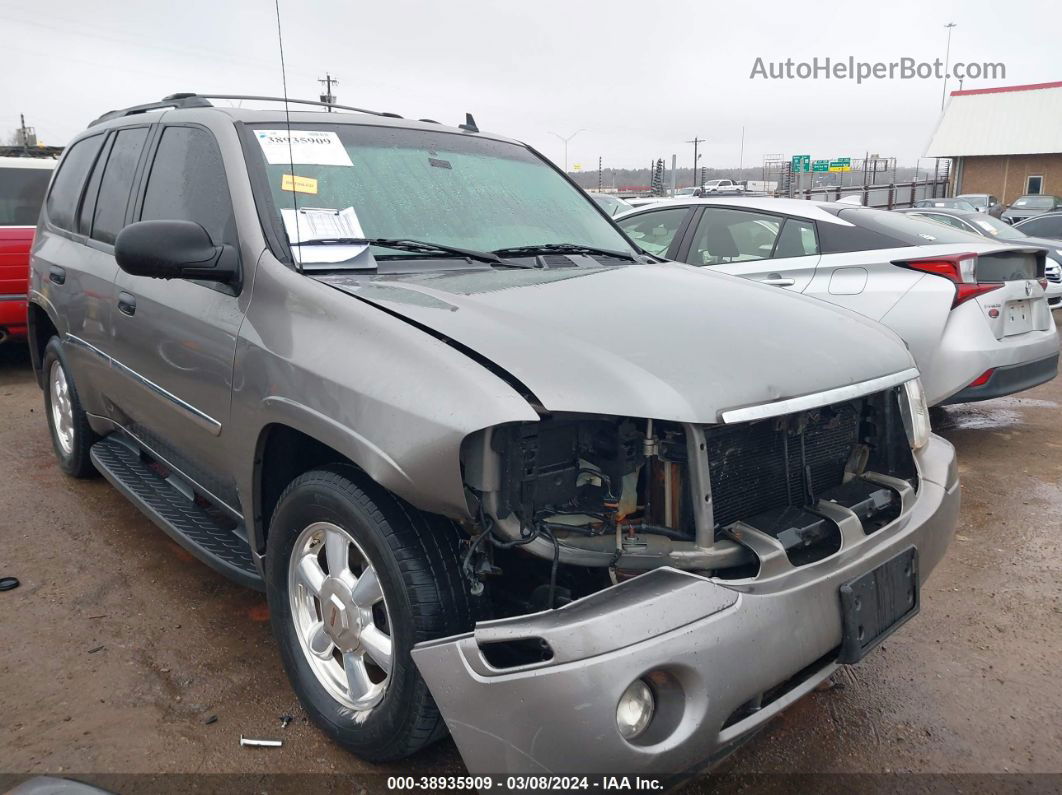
[274, 0, 301, 265]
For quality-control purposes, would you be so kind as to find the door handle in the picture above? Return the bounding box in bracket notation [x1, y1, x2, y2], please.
[760, 277, 796, 287]
[117, 291, 137, 316]
[48, 266, 66, 285]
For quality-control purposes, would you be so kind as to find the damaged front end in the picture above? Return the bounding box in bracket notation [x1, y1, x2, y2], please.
[413, 377, 958, 776]
[460, 380, 922, 607]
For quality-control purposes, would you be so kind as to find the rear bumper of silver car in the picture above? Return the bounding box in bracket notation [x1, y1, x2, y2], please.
[413, 435, 959, 777]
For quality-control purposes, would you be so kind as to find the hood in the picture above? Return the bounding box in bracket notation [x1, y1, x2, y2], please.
[318, 261, 915, 424]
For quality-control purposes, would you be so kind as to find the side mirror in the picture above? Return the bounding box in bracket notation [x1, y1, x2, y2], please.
[115, 220, 237, 282]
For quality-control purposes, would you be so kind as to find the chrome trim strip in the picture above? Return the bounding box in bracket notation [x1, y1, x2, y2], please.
[0, 293, 28, 302]
[719, 368, 920, 424]
[65, 334, 222, 436]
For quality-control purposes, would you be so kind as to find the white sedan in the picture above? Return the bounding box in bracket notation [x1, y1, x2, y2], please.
[616, 197, 1059, 405]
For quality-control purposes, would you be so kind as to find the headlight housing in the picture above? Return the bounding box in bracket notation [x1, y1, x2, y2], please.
[899, 378, 931, 450]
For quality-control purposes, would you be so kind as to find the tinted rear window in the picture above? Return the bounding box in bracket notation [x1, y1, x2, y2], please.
[0, 166, 53, 226]
[46, 135, 105, 232]
[91, 127, 149, 244]
[836, 207, 987, 246]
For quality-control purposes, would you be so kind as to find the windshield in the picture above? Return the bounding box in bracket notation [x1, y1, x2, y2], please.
[970, 215, 1027, 238]
[918, 199, 976, 211]
[0, 166, 53, 226]
[1013, 196, 1055, 209]
[249, 124, 634, 263]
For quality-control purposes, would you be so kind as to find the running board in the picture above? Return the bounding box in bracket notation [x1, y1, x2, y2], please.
[90, 435, 264, 591]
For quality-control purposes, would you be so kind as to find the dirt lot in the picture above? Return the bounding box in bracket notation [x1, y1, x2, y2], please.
[1, 335, 1060, 790]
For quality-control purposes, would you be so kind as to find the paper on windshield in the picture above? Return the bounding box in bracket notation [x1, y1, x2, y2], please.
[255, 130, 353, 166]
[282, 206, 368, 264]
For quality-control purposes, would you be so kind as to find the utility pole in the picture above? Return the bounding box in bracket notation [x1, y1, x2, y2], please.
[597, 157, 602, 191]
[550, 129, 586, 173]
[318, 73, 339, 111]
[940, 23, 956, 109]
[686, 136, 706, 185]
[738, 126, 745, 172]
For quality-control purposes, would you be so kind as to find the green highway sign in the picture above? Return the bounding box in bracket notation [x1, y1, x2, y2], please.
[791, 154, 811, 173]
[829, 157, 852, 173]
[812, 159, 830, 172]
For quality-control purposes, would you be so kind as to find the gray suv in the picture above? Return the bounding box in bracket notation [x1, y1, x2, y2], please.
[28, 94, 959, 776]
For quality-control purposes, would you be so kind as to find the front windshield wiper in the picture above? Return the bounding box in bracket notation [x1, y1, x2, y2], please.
[299, 237, 524, 266]
[490, 242, 637, 261]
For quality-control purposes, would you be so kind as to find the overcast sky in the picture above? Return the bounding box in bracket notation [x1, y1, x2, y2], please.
[2, 0, 1059, 171]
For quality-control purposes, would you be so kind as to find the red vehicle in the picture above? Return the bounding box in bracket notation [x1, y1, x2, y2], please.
[1, 156, 56, 343]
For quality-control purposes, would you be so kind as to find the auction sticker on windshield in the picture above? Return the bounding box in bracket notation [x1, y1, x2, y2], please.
[255, 130, 353, 166]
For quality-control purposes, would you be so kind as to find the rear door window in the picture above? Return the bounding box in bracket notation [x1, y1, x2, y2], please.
[687, 208, 781, 265]
[45, 135, 105, 232]
[140, 126, 236, 244]
[90, 127, 149, 245]
[0, 166, 54, 226]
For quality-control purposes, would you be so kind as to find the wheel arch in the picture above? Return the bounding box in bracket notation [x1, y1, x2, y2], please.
[251, 404, 427, 556]
[27, 299, 60, 389]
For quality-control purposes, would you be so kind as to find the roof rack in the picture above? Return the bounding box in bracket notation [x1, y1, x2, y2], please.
[88, 92, 412, 127]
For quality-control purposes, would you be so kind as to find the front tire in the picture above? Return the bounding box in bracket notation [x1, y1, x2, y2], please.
[43, 337, 98, 478]
[265, 466, 473, 761]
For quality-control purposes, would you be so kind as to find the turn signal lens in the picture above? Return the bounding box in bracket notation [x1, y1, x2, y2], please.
[899, 378, 931, 450]
[616, 679, 655, 740]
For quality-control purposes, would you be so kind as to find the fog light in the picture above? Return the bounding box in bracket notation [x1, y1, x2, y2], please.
[616, 679, 655, 739]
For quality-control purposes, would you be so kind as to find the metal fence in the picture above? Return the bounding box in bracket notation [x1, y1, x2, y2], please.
[795, 178, 949, 209]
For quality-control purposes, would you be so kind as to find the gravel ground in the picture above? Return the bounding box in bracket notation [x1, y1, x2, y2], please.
[1, 333, 1060, 791]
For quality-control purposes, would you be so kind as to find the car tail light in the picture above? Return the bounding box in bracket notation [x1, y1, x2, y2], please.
[969, 369, 994, 388]
[894, 253, 1003, 308]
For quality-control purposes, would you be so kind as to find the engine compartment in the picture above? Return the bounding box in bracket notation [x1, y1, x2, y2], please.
[461, 388, 919, 616]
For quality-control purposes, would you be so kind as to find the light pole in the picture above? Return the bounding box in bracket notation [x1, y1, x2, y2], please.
[940, 22, 957, 109]
[550, 129, 586, 173]
[686, 136, 706, 184]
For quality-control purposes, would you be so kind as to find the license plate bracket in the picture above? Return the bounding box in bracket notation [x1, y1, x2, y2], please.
[838, 547, 919, 664]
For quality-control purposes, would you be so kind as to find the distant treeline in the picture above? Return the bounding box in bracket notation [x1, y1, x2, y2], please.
[568, 164, 937, 190]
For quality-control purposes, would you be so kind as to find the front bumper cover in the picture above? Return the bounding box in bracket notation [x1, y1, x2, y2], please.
[412, 435, 960, 776]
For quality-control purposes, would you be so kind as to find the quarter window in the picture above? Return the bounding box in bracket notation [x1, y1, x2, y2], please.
[616, 207, 689, 257]
[773, 218, 819, 258]
[91, 127, 149, 244]
[45, 135, 104, 232]
[141, 126, 236, 244]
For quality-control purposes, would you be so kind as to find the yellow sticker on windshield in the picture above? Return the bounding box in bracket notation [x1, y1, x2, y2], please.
[281, 174, 319, 195]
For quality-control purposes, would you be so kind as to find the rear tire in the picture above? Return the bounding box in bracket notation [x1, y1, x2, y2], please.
[43, 337, 98, 478]
[265, 465, 473, 761]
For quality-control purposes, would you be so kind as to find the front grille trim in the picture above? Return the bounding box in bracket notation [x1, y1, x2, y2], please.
[718, 367, 919, 424]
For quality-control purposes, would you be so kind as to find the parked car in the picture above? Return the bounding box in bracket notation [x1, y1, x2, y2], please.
[0, 156, 56, 343]
[1002, 194, 1062, 225]
[912, 198, 977, 212]
[615, 198, 1058, 405]
[699, 178, 743, 195]
[1014, 210, 1062, 241]
[897, 207, 1062, 309]
[956, 193, 1004, 218]
[30, 93, 959, 777]
[587, 191, 634, 217]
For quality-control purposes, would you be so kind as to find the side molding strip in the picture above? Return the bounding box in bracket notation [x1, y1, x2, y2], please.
[65, 334, 223, 436]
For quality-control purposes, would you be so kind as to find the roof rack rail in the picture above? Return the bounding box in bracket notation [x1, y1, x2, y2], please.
[89, 93, 213, 126]
[88, 92, 399, 127]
